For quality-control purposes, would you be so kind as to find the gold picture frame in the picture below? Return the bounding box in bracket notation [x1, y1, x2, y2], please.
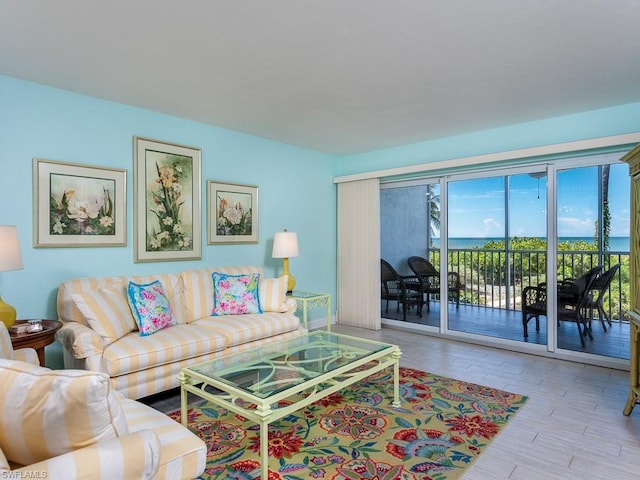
[33, 158, 126, 247]
[133, 137, 202, 262]
[207, 180, 258, 244]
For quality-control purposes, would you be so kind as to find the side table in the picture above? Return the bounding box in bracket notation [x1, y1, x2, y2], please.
[287, 291, 331, 331]
[9, 319, 62, 366]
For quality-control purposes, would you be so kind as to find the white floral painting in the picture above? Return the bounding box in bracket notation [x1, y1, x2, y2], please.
[207, 181, 258, 244]
[50, 175, 116, 236]
[134, 137, 201, 262]
[144, 151, 194, 252]
[33, 158, 126, 247]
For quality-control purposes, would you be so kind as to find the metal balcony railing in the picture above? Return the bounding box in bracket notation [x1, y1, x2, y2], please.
[428, 249, 630, 322]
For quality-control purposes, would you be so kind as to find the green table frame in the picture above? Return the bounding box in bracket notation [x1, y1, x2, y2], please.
[287, 290, 331, 330]
[178, 331, 401, 480]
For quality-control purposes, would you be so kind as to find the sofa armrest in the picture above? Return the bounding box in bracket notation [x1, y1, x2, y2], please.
[13, 348, 39, 366]
[284, 297, 298, 315]
[13, 429, 160, 480]
[57, 322, 104, 359]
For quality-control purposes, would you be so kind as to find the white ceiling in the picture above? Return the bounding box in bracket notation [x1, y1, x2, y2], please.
[2, 0, 640, 155]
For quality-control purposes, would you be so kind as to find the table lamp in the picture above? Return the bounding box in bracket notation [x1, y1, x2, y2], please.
[272, 229, 299, 293]
[0, 226, 24, 328]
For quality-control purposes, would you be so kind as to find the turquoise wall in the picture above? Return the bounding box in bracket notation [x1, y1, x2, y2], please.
[0, 75, 338, 368]
[338, 102, 640, 176]
[3, 72, 640, 369]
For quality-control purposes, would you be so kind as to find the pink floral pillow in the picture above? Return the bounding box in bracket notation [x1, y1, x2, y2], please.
[212, 272, 262, 315]
[127, 280, 177, 336]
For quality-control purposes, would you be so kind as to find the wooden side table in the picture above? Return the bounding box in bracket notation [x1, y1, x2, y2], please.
[9, 319, 62, 366]
[287, 291, 331, 331]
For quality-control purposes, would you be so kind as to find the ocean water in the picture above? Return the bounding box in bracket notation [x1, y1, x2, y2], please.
[432, 236, 630, 251]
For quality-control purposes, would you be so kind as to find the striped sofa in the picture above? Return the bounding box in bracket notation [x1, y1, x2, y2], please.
[0, 323, 206, 480]
[57, 265, 305, 399]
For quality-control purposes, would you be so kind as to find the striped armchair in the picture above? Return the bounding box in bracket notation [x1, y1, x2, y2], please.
[0, 324, 206, 480]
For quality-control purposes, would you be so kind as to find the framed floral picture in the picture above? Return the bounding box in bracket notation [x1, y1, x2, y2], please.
[207, 180, 258, 244]
[133, 137, 202, 262]
[33, 158, 126, 247]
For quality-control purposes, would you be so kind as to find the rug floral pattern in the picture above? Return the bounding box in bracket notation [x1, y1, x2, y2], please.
[169, 367, 527, 480]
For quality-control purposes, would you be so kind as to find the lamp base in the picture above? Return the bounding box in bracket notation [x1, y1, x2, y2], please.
[282, 258, 296, 294]
[0, 295, 17, 328]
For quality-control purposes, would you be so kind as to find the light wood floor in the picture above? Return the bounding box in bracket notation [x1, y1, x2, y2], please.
[145, 324, 640, 480]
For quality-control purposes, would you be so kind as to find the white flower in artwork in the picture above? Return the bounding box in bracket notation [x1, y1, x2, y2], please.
[100, 216, 114, 227]
[53, 220, 66, 234]
[67, 199, 100, 221]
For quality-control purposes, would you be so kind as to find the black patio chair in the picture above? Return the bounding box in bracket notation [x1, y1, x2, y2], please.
[380, 259, 424, 321]
[521, 265, 602, 347]
[407, 256, 462, 311]
[586, 264, 620, 332]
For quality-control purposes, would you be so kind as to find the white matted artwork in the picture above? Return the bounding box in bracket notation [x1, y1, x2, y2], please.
[133, 137, 202, 262]
[33, 158, 126, 247]
[207, 180, 258, 244]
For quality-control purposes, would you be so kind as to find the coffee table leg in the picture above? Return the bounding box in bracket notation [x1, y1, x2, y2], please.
[260, 421, 269, 480]
[392, 348, 402, 407]
[178, 372, 189, 427]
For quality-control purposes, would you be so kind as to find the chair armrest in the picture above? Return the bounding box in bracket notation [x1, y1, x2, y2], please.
[12, 348, 39, 366]
[14, 430, 160, 480]
[56, 322, 104, 359]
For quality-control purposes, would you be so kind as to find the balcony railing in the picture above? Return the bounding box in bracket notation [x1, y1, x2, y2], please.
[429, 249, 629, 322]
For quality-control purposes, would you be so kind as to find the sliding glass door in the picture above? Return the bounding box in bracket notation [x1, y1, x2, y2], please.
[446, 171, 547, 343]
[555, 162, 630, 357]
[380, 180, 440, 328]
[379, 153, 629, 362]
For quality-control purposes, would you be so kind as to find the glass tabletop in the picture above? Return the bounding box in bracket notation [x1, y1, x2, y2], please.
[186, 331, 394, 399]
[286, 290, 325, 298]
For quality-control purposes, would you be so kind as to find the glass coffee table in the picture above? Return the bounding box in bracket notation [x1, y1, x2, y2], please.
[178, 331, 402, 480]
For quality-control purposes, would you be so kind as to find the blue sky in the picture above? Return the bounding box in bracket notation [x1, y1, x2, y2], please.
[446, 162, 629, 239]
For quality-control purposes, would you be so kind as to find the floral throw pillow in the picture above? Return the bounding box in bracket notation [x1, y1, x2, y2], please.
[212, 272, 262, 316]
[127, 280, 177, 336]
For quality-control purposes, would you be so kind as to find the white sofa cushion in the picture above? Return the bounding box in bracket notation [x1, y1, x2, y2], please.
[101, 324, 226, 377]
[72, 287, 137, 345]
[0, 359, 128, 466]
[259, 275, 289, 312]
[194, 311, 300, 347]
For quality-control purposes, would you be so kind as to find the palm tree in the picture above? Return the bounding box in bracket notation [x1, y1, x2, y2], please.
[426, 184, 440, 247]
[602, 164, 610, 250]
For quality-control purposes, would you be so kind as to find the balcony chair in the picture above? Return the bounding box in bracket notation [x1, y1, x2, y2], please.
[407, 255, 462, 311]
[521, 265, 602, 347]
[586, 263, 620, 332]
[381, 258, 424, 321]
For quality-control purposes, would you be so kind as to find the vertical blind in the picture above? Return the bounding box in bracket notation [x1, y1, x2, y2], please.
[337, 178, 380, 329]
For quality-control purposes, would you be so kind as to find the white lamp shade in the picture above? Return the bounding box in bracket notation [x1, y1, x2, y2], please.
[0, 226, 24, 272]
[272, 231, 299, 258]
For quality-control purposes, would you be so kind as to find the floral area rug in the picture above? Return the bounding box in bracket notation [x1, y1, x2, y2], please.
[168, 367, 527, 480]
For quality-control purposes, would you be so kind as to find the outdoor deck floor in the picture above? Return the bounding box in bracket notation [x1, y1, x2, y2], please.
[382, 299, 629, 359]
